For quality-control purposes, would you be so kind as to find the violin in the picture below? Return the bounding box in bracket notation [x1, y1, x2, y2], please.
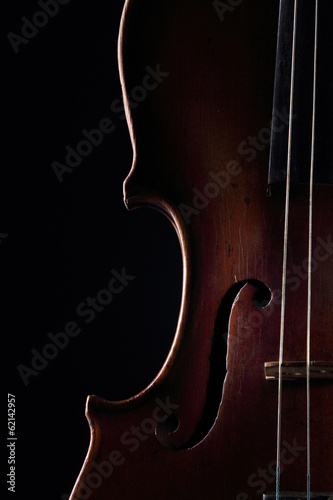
[70, 0, 333, 498]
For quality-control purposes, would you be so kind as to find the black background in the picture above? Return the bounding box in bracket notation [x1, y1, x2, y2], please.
[1, 1, 182, 498]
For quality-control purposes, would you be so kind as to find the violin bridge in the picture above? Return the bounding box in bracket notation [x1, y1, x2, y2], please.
[263, 494, 333, 500]
[264, 361, 333, 380]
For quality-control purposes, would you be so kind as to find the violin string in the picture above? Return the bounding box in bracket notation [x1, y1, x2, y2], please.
[306, 1, 319, 498]
[276, 0, 299, 498]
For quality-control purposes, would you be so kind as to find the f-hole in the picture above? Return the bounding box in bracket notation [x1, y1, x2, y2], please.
[155, 279, 272, 450]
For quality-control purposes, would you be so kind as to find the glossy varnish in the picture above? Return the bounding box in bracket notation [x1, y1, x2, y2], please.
[70, 1, 333, 498]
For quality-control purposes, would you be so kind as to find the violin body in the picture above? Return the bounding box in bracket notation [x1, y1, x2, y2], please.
[70, 1, 333, 498]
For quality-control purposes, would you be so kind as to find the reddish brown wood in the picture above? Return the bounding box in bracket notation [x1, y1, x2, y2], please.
[70, 1, 333, 498]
